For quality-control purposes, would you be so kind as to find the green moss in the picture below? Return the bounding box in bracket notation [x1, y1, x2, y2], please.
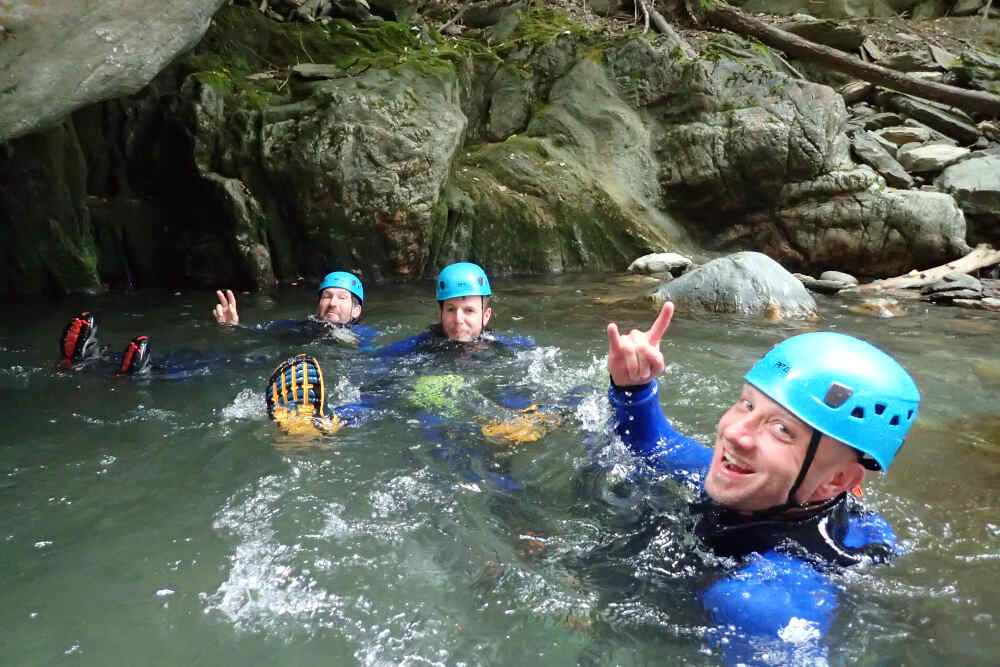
[493, 7, 610, 58]
[181, 5, 490, 107]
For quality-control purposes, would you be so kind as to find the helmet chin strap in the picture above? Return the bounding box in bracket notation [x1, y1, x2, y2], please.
[749, 428, 824, 519]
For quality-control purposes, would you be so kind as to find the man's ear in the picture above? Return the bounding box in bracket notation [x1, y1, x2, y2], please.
[810, 461, 865, 502]
[351, 303, 362, 320]
[482, 306, 492, 328]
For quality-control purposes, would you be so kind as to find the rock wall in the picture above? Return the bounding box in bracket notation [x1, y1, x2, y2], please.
[0, 3, 983, 294]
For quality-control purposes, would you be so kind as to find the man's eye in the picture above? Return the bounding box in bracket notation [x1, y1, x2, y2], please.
[742, 399, 753, 410]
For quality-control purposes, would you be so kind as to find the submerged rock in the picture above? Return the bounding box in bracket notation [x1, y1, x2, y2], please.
[845, 297, 906, 318]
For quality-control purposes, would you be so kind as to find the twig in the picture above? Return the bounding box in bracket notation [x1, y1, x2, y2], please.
[639, 0, 651, 34]
[299, 29, 314, 63]
[646, 2, 698, 59]
[440, 2, 471, 32]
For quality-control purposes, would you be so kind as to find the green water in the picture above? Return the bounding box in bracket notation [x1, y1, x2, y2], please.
[2, 275, 998, 665]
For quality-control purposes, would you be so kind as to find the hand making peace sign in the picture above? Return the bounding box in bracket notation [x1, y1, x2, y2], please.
[606, 302, 674, 387]
[213, 289, 240, 325]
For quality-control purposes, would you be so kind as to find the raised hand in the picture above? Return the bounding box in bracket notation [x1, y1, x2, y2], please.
[213, 289, 240, 325]
[606, 302, 674, 387]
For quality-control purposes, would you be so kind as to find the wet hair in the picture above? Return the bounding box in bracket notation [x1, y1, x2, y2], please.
[349, 294, 363, 323]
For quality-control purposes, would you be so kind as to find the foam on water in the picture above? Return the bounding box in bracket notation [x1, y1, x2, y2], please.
[219, 388, 265, 422]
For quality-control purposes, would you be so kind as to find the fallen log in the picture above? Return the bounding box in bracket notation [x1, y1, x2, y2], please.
[851, 244, 1000, 292]
[700, 2, 1000, 118]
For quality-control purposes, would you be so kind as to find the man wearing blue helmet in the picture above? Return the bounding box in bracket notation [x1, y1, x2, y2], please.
[375, 262, 532, 356]
[213, 271, 365, 327]
[55, 271, 372, 378]
[604, 302, 920, 663]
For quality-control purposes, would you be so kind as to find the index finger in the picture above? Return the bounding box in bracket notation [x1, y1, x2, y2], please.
[225, 289, 237, 308]
[646, 301, 675, 345]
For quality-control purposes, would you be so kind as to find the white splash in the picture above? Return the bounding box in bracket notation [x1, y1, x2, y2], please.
[220, 388, 264, 421]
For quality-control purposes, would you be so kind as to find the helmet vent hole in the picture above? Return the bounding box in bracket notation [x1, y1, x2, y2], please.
[874, 403, 886, 415]
[889, 415, 900, 426]
[851, 406, 865, 419]
[907, 409, 914, 420]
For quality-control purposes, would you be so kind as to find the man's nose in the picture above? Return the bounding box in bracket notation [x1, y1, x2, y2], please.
[722, 414, 758, 449]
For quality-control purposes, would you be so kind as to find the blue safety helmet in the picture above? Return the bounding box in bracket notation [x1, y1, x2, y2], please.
[435, 262, 491, 301]
[317, 271, 364, 303]
[744, 332, 919, 473]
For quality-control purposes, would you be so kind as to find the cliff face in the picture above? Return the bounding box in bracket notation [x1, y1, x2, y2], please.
[0, 3, 979, 294]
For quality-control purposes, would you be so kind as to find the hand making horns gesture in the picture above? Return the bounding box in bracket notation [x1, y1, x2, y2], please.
[606, 302, 675, 387]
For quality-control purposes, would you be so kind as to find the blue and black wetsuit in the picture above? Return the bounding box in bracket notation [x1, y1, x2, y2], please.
[374, 323, 533, 358]
[329, 325, 540, 489]
[609, 379, 899, 664]
[245, 317, 379, 349]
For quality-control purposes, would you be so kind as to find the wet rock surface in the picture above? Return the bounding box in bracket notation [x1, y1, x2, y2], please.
[651, 251, 818, 319]
[0, 0, 228, 143]
[2, 2, 999, 293]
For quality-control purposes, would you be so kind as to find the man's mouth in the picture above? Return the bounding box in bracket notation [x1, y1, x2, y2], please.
[720, 451, 754, 474]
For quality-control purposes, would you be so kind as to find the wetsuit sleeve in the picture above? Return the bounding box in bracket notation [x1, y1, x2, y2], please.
[329, 397, 379, 428]
[350, 324, 380, 351]
[373, 331, 432, 358]
[608, 380, 711, 474]
[702, 551, 834, 665]
[844, 511, 902, 560]
[490, 332, 535, 348]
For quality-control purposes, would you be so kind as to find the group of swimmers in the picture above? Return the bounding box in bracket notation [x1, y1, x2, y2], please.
[56, 260, 922, 663]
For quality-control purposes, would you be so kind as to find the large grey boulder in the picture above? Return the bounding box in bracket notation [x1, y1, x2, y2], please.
[0, 0, 227, 143]
[442, 53, 690, 274]
[936, 154, 1000, 218]
[761, 171, 969, 275]
[194, 63, 469, 281]
[651, 251, 818, 318]
[936, 154, 1000, 245]
[654, 59, 854, 216]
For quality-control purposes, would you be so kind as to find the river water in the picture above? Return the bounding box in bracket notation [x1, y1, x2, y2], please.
[2, 274, 998, 665]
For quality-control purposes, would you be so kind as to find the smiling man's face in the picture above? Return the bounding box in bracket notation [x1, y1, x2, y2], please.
[705, 384, 859, 513]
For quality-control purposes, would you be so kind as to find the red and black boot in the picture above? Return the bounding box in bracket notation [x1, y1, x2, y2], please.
[58, 312, 98, 368]
[116, 336, 151, 376]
